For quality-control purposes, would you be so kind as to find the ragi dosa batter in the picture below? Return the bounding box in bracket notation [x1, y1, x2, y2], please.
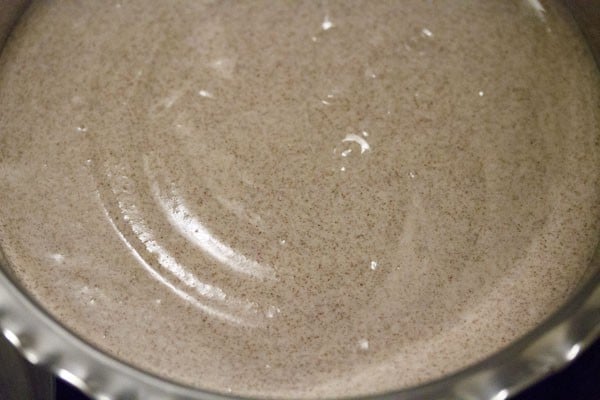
[0, 0, 599, 398]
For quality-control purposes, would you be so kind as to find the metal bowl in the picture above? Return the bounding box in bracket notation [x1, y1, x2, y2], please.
[0, 1, 598, 399]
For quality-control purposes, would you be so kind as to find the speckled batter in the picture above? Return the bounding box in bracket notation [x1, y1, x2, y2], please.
[0, 1, 599, 398]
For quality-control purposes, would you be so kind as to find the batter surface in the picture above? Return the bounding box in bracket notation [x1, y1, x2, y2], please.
[0, 1, 599, 398]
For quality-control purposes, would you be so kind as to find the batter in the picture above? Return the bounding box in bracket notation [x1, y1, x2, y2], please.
[0, 1, 599, 398]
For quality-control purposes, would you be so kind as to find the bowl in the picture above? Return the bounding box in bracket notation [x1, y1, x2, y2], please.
[0, 1, 598, 399]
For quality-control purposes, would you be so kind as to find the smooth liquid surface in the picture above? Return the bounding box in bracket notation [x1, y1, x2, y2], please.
[1, 1, 600, 398]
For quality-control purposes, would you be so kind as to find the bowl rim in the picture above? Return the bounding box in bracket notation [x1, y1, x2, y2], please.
[1, 252, 598, 400]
